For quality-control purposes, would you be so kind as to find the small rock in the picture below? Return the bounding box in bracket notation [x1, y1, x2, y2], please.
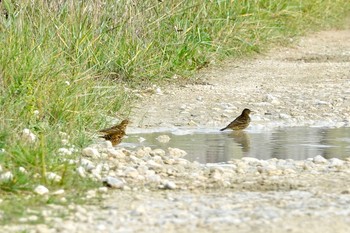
[168, 147, 187, 157]
[107, 149, 126, 159]
[283, 168, 296, 174]
[34, 185, 49, 195]
[103, 176, 124, 189]
[131, 205, 147, 216]
[137, 165, 149, 175]
[164, 158, 175, 165]
[341, 190, 350, 194]
[0, 171, 13, 181]
[147, 160, 163, 169]
[316, 100, 330, 105]
[76, 166, 86, 177]
[155, 87, 163, 95]
[136, 148, 150, 157]
[180, 104, 187, 110]
[329, 158, 344, 167]
[241, 157, 260, 164]
[152, 155, 164, 164]
[146, 174, 161, 183]
[22, 128, 36, 143]
[267, 169, 283, 176]
[161, 180, 177, 190]
[123, 167, 139, 178]
[156, 135, 171, 143]
[82, 147, 100, 159]
[279, 113, 292, 119]
[52, 189, 65, 195]
[313, 155, 328, 164]
[46, 172, 62, 182]
[211, 170, 223, 180]
[150, 149, 166, 157]
[18, 167, 27, 173]
[80, 159, 95, 171]
[86, 190, 97, 198]
[98, 187, 108, 193]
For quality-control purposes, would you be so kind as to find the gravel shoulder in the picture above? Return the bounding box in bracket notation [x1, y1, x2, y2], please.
[3, 29, 350, 233]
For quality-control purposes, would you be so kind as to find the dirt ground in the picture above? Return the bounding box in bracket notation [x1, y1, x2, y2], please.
[131, 29, 350, 130]
[3, 27, 350, 233]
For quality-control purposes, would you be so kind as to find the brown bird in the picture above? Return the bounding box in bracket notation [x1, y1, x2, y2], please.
[99, 119, 129, 146]
[220, 109, 252, 131]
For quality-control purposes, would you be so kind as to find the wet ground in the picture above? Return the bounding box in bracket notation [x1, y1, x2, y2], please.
[124, 127, 350, 163]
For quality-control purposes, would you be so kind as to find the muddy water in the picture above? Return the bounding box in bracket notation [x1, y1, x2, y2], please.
[123, 127, 350, 163]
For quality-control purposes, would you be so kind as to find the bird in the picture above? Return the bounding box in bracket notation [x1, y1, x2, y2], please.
[220, 109, 252, 131]
[98, 119, 129, 146]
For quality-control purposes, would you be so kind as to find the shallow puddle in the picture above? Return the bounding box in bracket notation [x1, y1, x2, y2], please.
[122, 127, 350, 163]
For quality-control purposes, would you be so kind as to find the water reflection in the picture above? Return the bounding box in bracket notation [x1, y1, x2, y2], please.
[228, 131, 250, 153]
[123, 127, 350, 163]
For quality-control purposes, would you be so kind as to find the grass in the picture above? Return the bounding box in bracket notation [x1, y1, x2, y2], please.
[0, 0, 349, 224]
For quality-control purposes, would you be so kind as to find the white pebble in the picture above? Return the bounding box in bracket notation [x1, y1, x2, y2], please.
[137, 165, 149, 175]
[0, 171, 13, 181]
[156, 135, 171, 143]
[147, 160, 163, 169]
[22, 128, 36, 143]
[329, 158, 344, 167]
[18, 167, 27, 173]
[107, 149, 126, 159]
[77, 166, 86, 177]
[162, 180, 177, 190]
[80, 158, 95, 171]
[82, 147, 100, 159]
[103, 176, 124, 189]
[168, 147, 187, 157]
[241, 157, 260, 164]
[98, 187, 108, 193]
[86, 190, 97, 199]
[146, 174, 161, 183]
[46, 172, 62, 182]
[313, 155, 328, 164]
[123, 167, 139, 178]
[52, 189, 65, 195]
[34, 185, 49, 195]
[150, 149, 166, 157]
[279, 113, 292, 119]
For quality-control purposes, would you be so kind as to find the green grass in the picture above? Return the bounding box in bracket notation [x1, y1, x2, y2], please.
[0, 0, 349, 224]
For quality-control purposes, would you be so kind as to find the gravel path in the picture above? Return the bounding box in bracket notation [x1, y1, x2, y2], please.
[3, 28, 350, 233]
[132, 29, 350, 129]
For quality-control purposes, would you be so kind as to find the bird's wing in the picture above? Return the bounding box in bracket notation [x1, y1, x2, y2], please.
[99, 124, 121, 133]
[228, 116, 246, 127]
